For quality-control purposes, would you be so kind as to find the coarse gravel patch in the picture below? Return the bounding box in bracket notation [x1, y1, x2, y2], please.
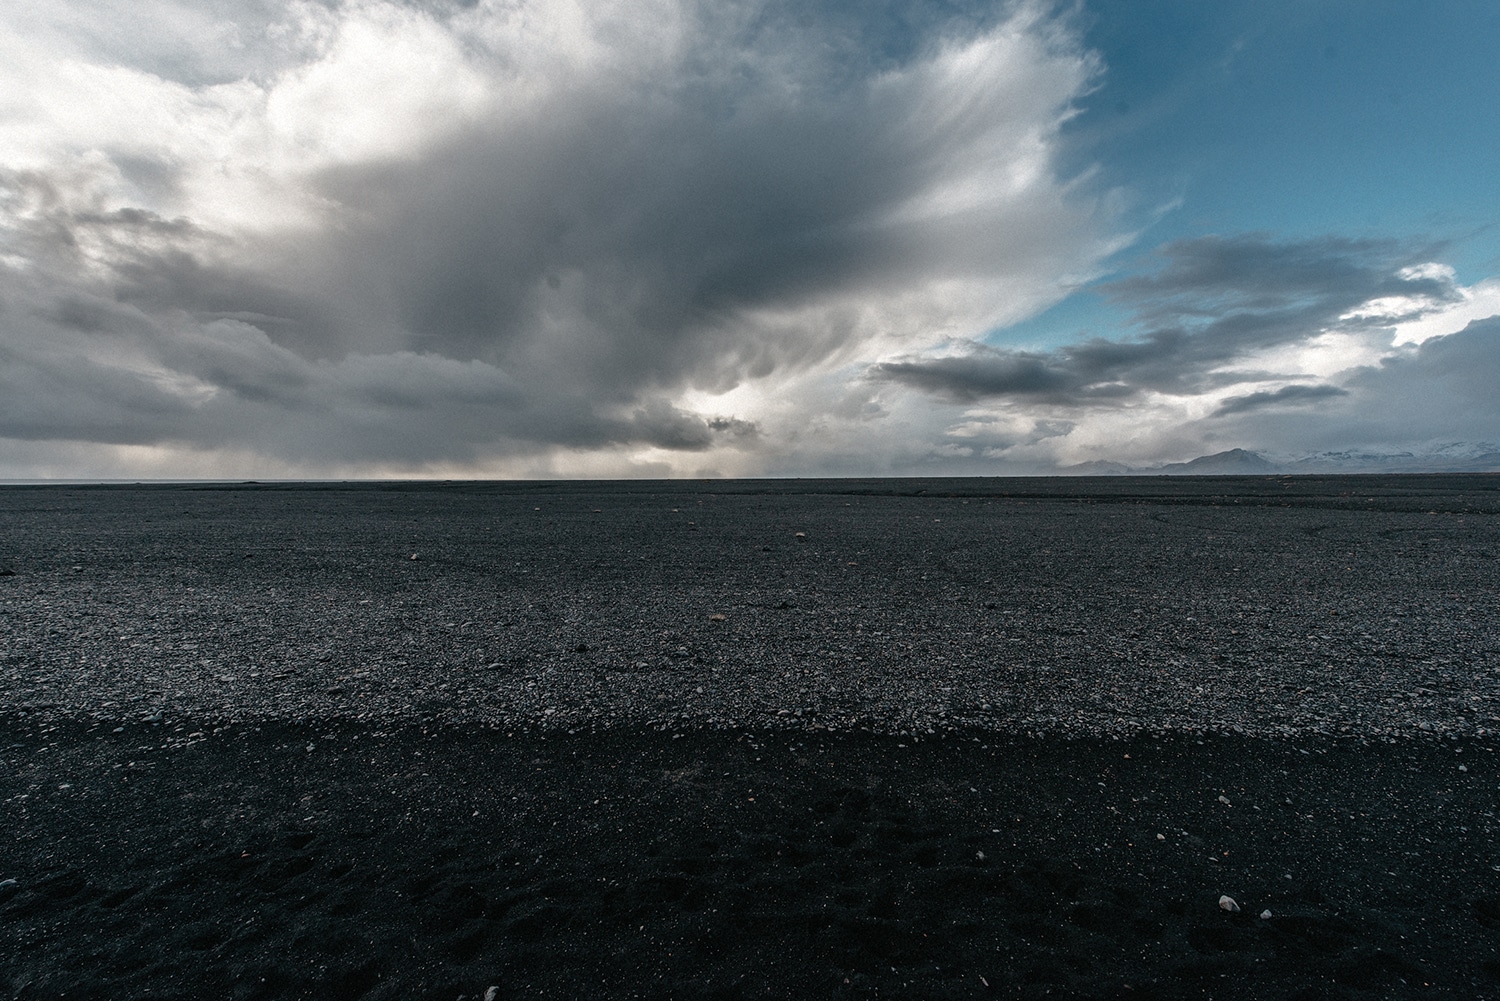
[2, 475, 1497, 740]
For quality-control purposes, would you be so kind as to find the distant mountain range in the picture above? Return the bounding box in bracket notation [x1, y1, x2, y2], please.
[1062, 443, 1500, 475]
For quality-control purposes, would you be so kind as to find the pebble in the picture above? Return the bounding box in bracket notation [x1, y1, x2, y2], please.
[1260, 909, 1273, 919]
[1218, 795, 1232, 806]
[1218, 895, 1240, 913]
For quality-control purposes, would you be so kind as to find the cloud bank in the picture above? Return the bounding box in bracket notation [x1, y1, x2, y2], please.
[2, 1, 1495, 478]
[0, 0, 1123, 476]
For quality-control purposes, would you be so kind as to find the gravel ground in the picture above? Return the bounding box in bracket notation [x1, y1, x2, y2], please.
[2, 476, 1498, 739]
[3, 476, 1500, 999]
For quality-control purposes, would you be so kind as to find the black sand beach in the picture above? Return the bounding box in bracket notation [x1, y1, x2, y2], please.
[3, 476, 1499, 998]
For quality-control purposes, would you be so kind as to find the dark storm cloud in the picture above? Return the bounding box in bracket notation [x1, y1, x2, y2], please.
[0, 277, 763, 465]
[295, 3, 1097, 395]
[0, 0, 1107, 470]
[1211, 383, 1348, 417]
[629, 402, 760, 452]
[0, 168, 349, 357]
[873, 234, 1462, 405]
[1107, 235, 1454, 321]
[873, 349, 1083, 402]
[0, 200, 761, 463]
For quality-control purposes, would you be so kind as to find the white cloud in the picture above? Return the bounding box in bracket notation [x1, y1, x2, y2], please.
[0, 1, 496, 235]
[1390, 276, 1500, 346]
[262, 3, 491, 166]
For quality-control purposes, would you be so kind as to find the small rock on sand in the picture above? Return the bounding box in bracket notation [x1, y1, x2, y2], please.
[1219, 895, 1241, 913]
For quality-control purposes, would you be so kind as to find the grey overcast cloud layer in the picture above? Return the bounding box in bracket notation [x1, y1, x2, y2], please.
[0, 0, 1497, 478]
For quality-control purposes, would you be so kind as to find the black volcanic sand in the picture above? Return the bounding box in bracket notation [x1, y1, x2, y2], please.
[3, 476, 1500, 998]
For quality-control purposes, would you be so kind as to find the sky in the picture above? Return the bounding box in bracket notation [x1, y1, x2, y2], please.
[1, 0, 1497, 479]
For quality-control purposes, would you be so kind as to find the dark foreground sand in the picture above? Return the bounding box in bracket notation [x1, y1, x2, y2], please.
[3, 476, 1499, 998]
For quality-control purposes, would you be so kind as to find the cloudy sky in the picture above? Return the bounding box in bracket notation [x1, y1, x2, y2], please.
[2, 0, 1497, 478]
